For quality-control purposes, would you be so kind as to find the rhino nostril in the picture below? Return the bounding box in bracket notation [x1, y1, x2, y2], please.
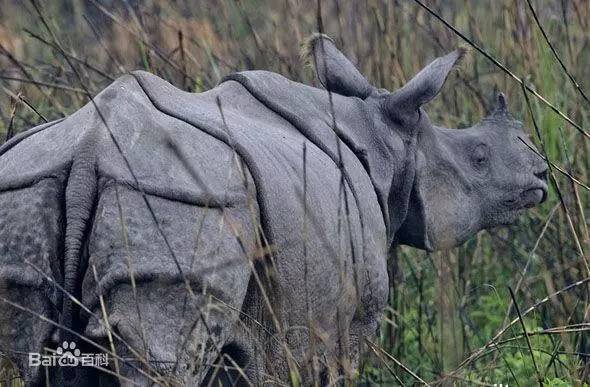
[535, 169, 548, 182]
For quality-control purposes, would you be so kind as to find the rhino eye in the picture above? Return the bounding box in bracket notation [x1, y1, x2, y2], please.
[471, 143, 490, 170]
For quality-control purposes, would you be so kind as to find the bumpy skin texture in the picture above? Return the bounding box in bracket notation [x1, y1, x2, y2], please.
[0, 35, 546, 386]
[0, 178, 64, 382]
[84, 183, 256, 385]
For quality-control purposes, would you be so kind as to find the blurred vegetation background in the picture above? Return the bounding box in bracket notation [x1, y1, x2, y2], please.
[0, 0, 589, 385]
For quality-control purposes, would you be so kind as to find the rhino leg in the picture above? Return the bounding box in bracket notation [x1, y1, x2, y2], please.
[82, 183, 255, 385]
[0, 178, 65, 385]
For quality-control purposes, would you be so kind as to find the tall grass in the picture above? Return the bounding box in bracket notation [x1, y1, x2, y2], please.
[0, 0, 588, 385]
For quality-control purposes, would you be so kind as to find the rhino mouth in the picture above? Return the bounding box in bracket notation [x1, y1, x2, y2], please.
[502, 182, 547, 210]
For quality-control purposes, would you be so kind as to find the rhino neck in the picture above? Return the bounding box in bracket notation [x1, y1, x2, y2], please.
[408, 125, 480, 250]
[355, 101, 419, 243]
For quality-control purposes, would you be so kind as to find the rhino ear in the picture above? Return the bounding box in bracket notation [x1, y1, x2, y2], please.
[386, 48, 466, 114]
[305, 34, 374, 98]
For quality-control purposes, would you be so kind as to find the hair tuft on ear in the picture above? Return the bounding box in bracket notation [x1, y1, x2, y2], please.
[301, 33, 374, 99]
[300, 33, 334, 70]
[454, 45, 470, 70]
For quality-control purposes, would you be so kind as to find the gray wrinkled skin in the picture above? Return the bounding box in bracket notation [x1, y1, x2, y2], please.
[0, 35, 546, 386]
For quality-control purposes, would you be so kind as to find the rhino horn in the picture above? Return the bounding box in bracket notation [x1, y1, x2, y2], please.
[490, 92, 513, 117]
[496, 92, 508, 111]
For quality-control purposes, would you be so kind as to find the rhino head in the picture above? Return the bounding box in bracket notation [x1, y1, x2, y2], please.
[398, 93, 549, 250]
[309, 35, 548, 251]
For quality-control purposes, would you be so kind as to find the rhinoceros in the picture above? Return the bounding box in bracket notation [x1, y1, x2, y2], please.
[0, 34, 547, 386]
